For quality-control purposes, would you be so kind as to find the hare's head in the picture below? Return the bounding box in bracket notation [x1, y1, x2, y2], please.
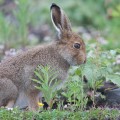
[51, 3, 86, 66]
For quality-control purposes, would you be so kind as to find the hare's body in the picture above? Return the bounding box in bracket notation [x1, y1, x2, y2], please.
[0, 43, 70, 88]
[0, 43, 70, 109]
[0, 3, 86, 110]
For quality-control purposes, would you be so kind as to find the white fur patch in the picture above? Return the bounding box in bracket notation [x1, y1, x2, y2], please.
[51, 10, 61, 39]
[60, 50, 77, 66]
[61, 9, 64, 29]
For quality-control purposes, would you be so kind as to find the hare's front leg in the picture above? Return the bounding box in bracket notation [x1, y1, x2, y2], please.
[26, 90, 40, 111]
[23, 66, 40, 110]
[0, 78, 18, 108]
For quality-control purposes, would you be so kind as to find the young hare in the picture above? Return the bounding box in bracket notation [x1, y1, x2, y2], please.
[0, 3, 86, 110]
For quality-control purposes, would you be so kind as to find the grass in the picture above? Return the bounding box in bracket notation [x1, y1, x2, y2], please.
[0, 107, 120, 120]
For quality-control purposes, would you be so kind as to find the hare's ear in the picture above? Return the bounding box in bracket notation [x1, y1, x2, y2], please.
[50, 3, 72, 38]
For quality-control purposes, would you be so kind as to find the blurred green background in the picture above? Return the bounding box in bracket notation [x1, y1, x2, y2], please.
[0, 0, 120, 54]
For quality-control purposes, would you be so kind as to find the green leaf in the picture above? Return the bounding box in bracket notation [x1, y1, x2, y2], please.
[34, 71, 44, 82]
[32, 79, 42, 85]
[106, 74, 120, 86]
[32, 65, 60, 108]
[116, 48, 120, 53]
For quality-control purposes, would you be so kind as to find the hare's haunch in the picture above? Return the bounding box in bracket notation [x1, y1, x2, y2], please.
[0, 3, 86, 110]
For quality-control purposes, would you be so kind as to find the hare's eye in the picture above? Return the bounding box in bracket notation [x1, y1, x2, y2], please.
[73, 43, 81, 49]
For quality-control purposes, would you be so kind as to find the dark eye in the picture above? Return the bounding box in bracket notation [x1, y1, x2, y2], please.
[73, 43, 81, 49]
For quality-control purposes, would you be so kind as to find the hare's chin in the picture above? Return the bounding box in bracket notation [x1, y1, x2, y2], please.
[63, 56, 82, 66]
[67, 59, 78, 66]
[69, 62, 77, 66]
[63, 56, 84, 66]
[69, 59, 85, 66]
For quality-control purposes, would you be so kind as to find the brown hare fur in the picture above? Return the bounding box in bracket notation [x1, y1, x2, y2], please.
[0, 3, 86, 111]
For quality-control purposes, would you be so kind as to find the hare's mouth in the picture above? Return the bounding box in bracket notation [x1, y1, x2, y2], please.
[60, 51, 85, 66]
[63, 56, 85, 66]
[70, 58, 86, 66]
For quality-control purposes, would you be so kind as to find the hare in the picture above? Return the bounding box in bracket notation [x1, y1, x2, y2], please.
[0, 3, 86, 110]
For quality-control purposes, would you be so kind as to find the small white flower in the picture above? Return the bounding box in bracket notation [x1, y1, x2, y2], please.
[6, 108, 13, 111]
